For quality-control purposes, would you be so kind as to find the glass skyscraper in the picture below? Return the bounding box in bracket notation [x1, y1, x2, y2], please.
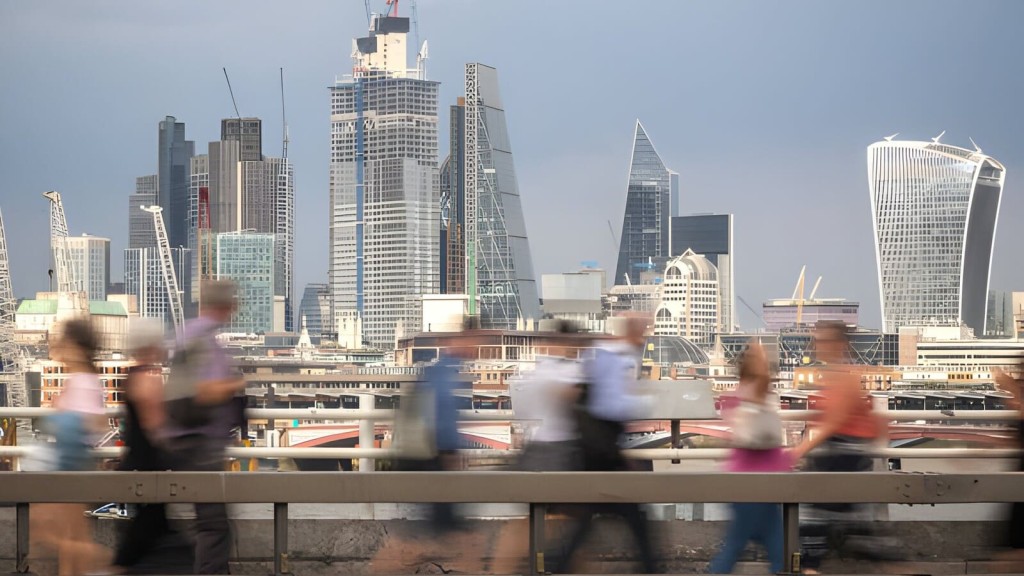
[868, 138, 1005, 334]
[614, 121, 677, 286]
[461, 63, 540, 329]
[215, 232, 275, 334]
[329, 14, 439, 349]
[157, 116, 194, 250]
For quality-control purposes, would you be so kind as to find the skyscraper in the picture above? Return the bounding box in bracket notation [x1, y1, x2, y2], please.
[221, 118, 263, 162]
[671, 214, 734, 332]
[65, 235, 110, 301]
[157, 116, 195, 250]
[614, 121, 677, 286]
[440, 98, 466, 295]
[299, 283, 331, 337]
[868, 137, 1005, 334]
[129, 175, 158, 250]
[329, 13, 439, 349]
[125, 246, 190, 327]
[215, 232, 275, 334]
[653, 250, 720, 351]
[460, 63, 540, 329]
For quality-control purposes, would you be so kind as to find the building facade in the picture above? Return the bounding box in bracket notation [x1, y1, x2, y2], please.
[653, 250, 720, 350]
[157, 116, 195, 250]
[124, 247, 190, 329]
[670, 214, 734, 332]
[129, 175, 158, 250]
[221, 117, 263, 162]
[762, 299, 860, 331]
[868, 138, 1005, 334]
[541, 269, 605, 332]
[65, 235, 110, 301]
[614, 121, 677, 286]
[440, 100, 467, 295]
[299, 283, 331, 338]
[215, 232, 275, 334]
[329, 14, 439, 349]
[460, 63, 540, 330]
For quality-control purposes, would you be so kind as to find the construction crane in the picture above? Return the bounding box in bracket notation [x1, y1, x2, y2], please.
[142, 206, 185, 338]
[42, 191, 79, 295]
[0, 207, 25, 412]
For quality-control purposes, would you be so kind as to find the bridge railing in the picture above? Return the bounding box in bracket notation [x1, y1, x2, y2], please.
[3, 470, 1024, 575]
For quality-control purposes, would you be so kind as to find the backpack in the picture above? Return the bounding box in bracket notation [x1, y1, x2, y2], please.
[163, 328, 216, 431]
[573, 353, 627, 471]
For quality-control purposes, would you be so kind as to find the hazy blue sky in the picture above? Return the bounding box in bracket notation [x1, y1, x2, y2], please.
[2, 0, 1022, 330]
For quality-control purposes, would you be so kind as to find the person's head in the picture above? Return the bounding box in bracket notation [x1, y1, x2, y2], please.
[618, 314, 650, 349]
[737, 340, 772, 399]
[814, 320, 850, 364]
[127, 318, 166, 365]
[201, 279, 238, 324]
[53, 318, 99, 373]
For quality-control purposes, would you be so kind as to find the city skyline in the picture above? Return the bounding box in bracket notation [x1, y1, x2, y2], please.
[3, 1, 1023, 330]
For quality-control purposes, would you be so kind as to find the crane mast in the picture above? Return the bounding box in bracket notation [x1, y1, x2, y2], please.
[0, 207, 25, 410]
[42, 191, 79, 295]
[142, 206, 185, 338]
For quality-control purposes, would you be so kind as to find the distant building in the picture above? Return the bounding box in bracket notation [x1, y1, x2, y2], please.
[16, 298, 128, 352]
[541, 268, 605, 332]
[614, 121, 677, 286]
[299, 283, 331, 338]
[440, 101, 466, 295]
[329, 13, 439, 349]
[605, 284, 662, 315]
[653, 250, 720, 350]
[216, 232, 275, 334]
[671, 214, 734, 332]
[719, 329, 899, 373]
[65, 235, 110, 301]
[986, 290, 1022, 337]
[129, 175, 158, 250]
[221, 117, 263, 162]
[124, 247, 190, 329]
[868, 138, 1006, 334]
[157, 116, 195, 250]
[899, 325, 1024, 372]
[762, 299, 860, 331]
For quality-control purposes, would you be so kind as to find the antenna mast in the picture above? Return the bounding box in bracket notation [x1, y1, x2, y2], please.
[280, 68, 289, 159]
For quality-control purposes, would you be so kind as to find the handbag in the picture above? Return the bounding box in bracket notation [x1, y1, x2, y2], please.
[730, 400, 783, 450]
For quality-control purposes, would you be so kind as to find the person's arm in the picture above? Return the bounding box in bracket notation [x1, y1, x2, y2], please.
[791, 371, 860, 461]
[194, 375, 246, 405]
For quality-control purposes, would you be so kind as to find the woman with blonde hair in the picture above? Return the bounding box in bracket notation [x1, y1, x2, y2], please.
[708, 340, 787, 573]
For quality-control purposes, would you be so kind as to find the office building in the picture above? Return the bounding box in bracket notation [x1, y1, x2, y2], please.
[541, 268, 605, 332]
[299, 283, 331, 338]
[614, 121, 677, 286]
[157, 116, 195, 250]
[221, 118, 263, 162]
[124, 247, 190, 328]
[329, 13, 439, 349]
[671, 214, 734, 332]
[215, 232, 275, 334]
[129, 175, 158, 250]
[65, 235, 110, 301]
[868, 137, 1006, 334]
[987, 291, 1017, 337]
[762, 299, 860, 331]
[458, 63, 540, 330]
[440, 100, 466, 295]
[653, 250, 720, 350]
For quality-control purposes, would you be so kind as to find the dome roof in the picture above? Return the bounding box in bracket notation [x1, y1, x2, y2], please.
[664, 249, 717, 281]
[643, 335, 710, 366]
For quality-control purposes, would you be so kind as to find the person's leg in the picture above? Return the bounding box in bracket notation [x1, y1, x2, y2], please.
[193, 503, 231, 574]
[114, 503, 168, 568]
[618, 504, 657, 574]
[755, 504, 784, 574]
[553, 508, 595, 574]
[709, 503, 758, 574]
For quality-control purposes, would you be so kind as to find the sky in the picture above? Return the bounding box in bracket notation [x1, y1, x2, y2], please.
[2, 0, 1023, 331]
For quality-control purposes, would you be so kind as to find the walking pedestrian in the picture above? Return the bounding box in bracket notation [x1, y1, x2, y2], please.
[708, 341, 787, 574]
[163, 280, 246, 574]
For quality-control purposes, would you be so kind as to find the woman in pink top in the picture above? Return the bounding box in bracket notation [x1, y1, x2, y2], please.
[709, 341, 787, 574]
[35, 319, 109, 576]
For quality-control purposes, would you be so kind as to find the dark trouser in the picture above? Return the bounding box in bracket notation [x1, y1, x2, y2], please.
[709, 503, 783, 574]
[554, 503, 656, 574]
[395, 454, 460, 531]
[113, 503, 170, 568]
[167, 436, 232, 575]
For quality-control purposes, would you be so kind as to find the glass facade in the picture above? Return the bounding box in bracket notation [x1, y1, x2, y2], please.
[670, 214, 734, 332]
[129, 175, 157, 250]
[157, 116, 194, 250]
[125, 246, 190, 329]
[215, 232, 275, 334]
[299, 283, 331, 337]
[463, 63, 540, 330]
[329, 16, 440, 349]
[868, 140, 1005, 334]
[65, 235, 110, 301]
[615, 122, 672, 286]
[719, 330, 899, 370]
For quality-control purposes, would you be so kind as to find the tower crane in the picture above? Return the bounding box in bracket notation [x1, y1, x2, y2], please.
[142, 206, 185, 338]
[0, 207, 25, 411]
[42, 191, 79, 295]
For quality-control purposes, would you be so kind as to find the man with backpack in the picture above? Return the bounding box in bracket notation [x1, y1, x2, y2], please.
[163, 279, 246, 574]
[555, 315, 657, 573]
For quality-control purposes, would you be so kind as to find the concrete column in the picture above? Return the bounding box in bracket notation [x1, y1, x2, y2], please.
[359, 393, 374, 472]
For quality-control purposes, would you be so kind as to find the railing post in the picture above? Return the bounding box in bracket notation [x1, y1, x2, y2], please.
[16, 502, 30, 573]
[782, 502, 800, 574]
[670, 419, 681, 464]
[528, 503, 546, 576]
[358, 393, 375, 472]
[273, 502, 289, 576]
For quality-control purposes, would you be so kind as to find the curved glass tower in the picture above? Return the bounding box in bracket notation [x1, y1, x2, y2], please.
[868, 138, 1005, 334]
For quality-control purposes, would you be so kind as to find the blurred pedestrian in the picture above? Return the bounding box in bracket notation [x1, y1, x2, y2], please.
[163, 280, 246, 574]
[555, 315, 656, 574]
[35, 318, 109, 576]
[791, 321, 895, 572]
[708, 341, 787, 574]
[995, 361, 1024, 560]
[112, 318, 178, 573]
